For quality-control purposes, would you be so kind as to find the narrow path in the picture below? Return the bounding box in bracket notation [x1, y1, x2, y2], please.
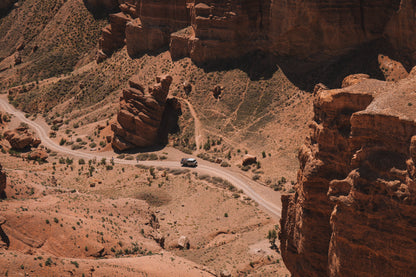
[2, 61, 96, 93]
[181, 98, 203, 151]
[0, 96, 282, 219]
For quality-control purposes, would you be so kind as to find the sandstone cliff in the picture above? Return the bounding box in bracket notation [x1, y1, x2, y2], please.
[280, 69, 416, 276]
[96, 0, 416, 64]
[98, 0, 189, 58]
[112, 75, 181, 151]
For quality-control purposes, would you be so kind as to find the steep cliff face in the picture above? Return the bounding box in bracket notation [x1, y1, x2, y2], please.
[269, 0, 399, 58]
[280, 69, 416, 276]
[97, 0, 416, 64]
[98, 0, 190, 58]
[111, 75, 180, 151]
[384, 0, 416, 62]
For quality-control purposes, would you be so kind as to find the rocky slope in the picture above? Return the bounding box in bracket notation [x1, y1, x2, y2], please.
[111, 74, 181, 151]
[98, 0, 416, 64]
[279, 69, 416, 276]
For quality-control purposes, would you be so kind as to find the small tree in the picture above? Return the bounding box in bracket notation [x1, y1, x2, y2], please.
[267, 229, 277, 250]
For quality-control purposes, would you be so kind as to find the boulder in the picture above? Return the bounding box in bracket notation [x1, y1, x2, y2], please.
[27, 149, 48, 161]
[183, 81, 192, 95]
[220, 270, 231, 277]
[212, 85, 224, 99]
[280, 70, 416, 277]
[178, 235, 190, 249]
[341, 74, 370, 88]
[378, 54, 408, 82]
[14, 52, 21, 65]
[4, 129, 40, 150]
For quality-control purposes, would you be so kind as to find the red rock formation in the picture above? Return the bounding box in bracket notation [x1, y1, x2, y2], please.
[112, 75, 175, 151]
[280, 70, 416, 276]
[26, 149, 48, 161]
[99, 12, 132, 56]
[4, 127, 41, 150]
[96, 0, 416, 64]
[98, 0, 190, 59]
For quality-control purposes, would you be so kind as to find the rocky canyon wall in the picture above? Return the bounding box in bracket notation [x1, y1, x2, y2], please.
[279, 70, 416, 276]
[96, 0, 416, 64]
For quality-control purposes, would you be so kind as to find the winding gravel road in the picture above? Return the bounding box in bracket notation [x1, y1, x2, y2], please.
[0, 96, 282, 218]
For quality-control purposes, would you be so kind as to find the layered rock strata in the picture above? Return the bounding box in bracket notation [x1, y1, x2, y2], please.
[111, 75, 178, 151]
[97, 0, 416, 64]
[99, 0, 190, 58]
[280, 69, 416, 276]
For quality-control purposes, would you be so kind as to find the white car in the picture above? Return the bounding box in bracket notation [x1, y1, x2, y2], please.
[181, 158, 198, 167]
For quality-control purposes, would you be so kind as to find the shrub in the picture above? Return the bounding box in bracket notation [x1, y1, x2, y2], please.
[70, 261, 79, 268]
[89, 142, 96, 148]
[220, 161, 230, 167]
[45, 258, 53, 267]
[78, 159, 85, 165]
[59, 138, 66, 146]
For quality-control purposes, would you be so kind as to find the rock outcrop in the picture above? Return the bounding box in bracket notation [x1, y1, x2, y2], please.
[112, 75, 179, 151]
[280, 69, 416, 276]
[98, 0, 190, 58]
[26, 149, 48, 161]
[4, 127, 41, 150]
[97, 0, 416, 64]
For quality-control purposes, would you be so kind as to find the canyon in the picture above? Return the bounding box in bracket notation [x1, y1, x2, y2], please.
[0, 0, 416, 276]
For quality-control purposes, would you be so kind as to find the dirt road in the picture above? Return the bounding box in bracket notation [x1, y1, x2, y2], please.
[0, 95, 282, 219]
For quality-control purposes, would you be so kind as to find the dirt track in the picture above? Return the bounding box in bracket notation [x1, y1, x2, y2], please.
[0, 95, 282, 218]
